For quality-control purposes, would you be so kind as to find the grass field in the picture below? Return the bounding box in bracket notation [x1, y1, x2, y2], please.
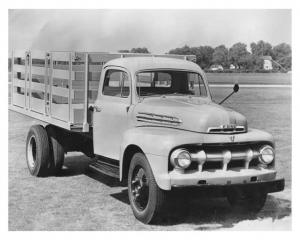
[206, 72, 291, 85]
[8, 74, 291, 230]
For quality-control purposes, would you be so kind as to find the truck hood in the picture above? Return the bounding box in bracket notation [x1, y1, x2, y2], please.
[134, 96, 247, 133]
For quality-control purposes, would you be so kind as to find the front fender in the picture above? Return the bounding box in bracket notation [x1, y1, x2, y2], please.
[120, 126, 274, 190]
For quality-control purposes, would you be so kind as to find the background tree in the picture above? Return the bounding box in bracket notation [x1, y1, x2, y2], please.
[272, 43, 292, 70]
[250, 40, 273, 57]
[196, 46, 214, 69]
[168, 41, 291, 71]
[212, 45, 228, 67]
[118, 49, 130, 53]
[130, 47, 150, 53]
[168, 45, 194, 55]
[228, 42, 249, 69]
[169, 45, 214, 69]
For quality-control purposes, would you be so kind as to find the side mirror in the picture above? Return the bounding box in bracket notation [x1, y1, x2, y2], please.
[233, 83, 239, 93]
[219, 83, 239, 105]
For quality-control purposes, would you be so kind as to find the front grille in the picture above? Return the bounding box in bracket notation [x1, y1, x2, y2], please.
[202, 161, 223, 171]
[172, 142, 273, 172]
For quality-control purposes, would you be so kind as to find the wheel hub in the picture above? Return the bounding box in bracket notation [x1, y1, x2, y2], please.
[27, 136, 37, 169]
[131, 167, 149, 211]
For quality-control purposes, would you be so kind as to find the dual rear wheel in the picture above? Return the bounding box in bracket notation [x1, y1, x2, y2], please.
[26, 125, 64, 177]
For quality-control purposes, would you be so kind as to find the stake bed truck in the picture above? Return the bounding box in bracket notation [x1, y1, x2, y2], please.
[9, 50, 284, 224]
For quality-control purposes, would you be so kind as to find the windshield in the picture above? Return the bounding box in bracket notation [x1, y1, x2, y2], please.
[136, 70, 208, 98]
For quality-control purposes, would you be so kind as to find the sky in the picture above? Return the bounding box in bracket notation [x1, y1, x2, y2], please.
[8, 9, 291, 53]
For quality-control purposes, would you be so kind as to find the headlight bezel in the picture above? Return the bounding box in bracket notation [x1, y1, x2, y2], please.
[258, 145, 275, 165]
[170, 148, 192, 170]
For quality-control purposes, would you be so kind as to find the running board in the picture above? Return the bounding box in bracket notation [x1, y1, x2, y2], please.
[89, 157, 120, 179]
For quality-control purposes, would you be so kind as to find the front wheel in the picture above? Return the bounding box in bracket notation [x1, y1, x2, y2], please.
[226, 188, 267, 213]
[128, 153, 167, 224]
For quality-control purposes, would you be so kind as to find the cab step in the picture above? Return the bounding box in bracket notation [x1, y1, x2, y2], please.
[89, 156, 119, 178]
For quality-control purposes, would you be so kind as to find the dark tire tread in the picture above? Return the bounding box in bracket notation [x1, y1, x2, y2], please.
[128, 152, 168, 224]
[26, 125, 51, 177]
[46, 125, 65, 174]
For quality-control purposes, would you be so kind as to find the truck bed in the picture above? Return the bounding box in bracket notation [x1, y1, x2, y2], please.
[8, 50, 195, 132]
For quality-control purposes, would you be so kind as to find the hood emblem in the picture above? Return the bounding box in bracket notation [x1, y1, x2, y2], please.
[207, 125, 246, 134]
[221, 124, 236, 129]
[230, 135, 235, 142]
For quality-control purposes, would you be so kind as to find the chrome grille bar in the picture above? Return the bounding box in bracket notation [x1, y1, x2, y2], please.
[191, 148, 260, 172]
[136, 112, 182, 126]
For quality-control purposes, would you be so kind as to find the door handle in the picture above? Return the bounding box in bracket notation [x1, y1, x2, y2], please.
[89, 105, 102, 112]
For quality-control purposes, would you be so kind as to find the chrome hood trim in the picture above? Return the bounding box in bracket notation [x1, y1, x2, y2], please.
[136, 112, 182, 126]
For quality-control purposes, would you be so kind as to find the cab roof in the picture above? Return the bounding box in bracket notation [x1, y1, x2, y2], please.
[103, 57, 203, 73]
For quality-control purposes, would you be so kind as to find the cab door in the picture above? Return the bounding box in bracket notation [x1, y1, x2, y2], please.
[93, 67, 131, 160]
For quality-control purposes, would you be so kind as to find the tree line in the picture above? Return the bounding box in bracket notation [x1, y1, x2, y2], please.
[119, 41, 292, 72]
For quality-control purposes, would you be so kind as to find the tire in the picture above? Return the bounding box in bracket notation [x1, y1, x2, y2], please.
[128, 152, 167, 224]
[45, 125, 65, 174]
[26, 125, 51, 177]
[226, 187, 267, 213]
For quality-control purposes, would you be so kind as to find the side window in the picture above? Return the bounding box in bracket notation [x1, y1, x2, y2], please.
[188, 73, 207, 97]
[102, 69, 130, 97]
[198, 75, 207, 97]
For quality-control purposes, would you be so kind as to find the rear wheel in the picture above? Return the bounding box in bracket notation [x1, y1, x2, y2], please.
[226, 188, 267, 213]
[46, 125, 65, 174]
[128, 153, 167, 224]
[26, 125, 51, 177]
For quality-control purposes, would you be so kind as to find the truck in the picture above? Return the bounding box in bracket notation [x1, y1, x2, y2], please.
[9, 50, 284, 224]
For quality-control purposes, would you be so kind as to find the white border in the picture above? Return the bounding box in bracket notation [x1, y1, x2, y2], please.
[1, 0, 298, 239]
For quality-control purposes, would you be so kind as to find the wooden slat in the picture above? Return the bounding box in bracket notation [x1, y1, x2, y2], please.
[72, 103, 85, 109]
[31, 66, 45, 75]
[72, 80, 100, 90]
[73, 90, 98, 100]
[89, 65, 103, 72]
[13, 64, 25, 73]
[30, 97, 45, 114]
[51, 103, 69, 121]
[89, 72, 101, 81]
[52, 69, 74, 80]
[9, 105, 74, 130]
[72, 65, 85, 72]
[31, 82, 45, 92]
[13, 78, 25, 88]
[74, 72, 84, 81]
[52, 86, 70, 97]
[12, 93, 25, 107]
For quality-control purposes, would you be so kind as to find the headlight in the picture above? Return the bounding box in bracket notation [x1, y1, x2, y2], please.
[170, 148, 191, 169]
[259, 145, 275, 164]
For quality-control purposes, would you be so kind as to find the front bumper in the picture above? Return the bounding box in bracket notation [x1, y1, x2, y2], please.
[171, 178, 285, 197]
[169, 168, 277, 186]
